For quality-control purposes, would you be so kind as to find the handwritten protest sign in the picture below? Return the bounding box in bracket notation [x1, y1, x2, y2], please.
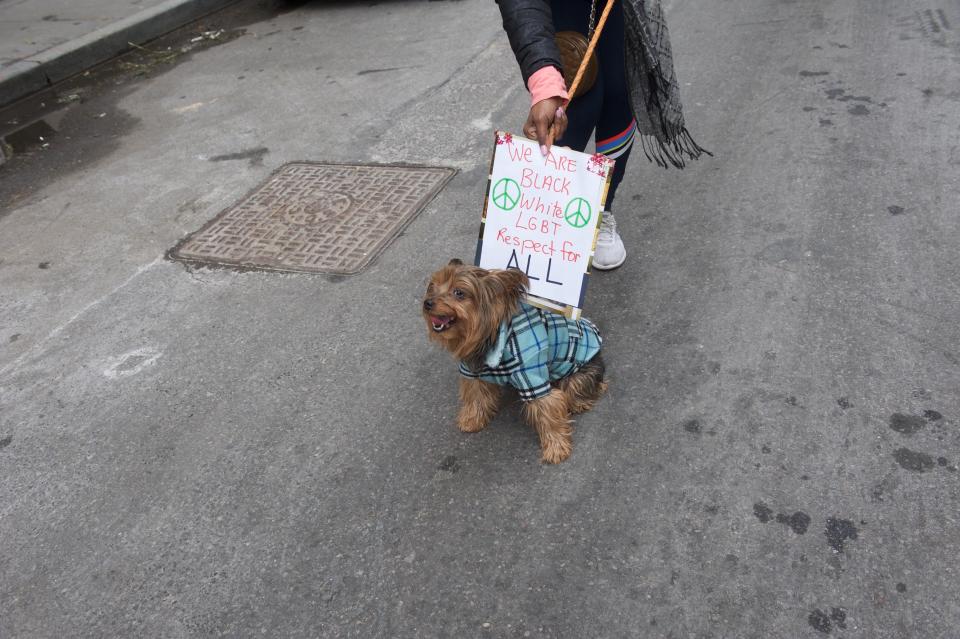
[475, 131, 613, 318]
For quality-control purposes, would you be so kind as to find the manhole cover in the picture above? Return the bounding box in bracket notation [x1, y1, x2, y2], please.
[169, 162, 456, 274]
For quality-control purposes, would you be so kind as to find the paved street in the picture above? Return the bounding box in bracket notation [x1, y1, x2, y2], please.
[1, 0, 959, 636]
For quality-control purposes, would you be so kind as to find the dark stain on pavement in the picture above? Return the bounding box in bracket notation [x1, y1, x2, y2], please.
[808, 609, 832, 633]
[208, 146, 269, 167]
[888, 205, 905, 215]
[936, 456, 957, 471]
[807, 608, 847, 634]
[8, 334, 21, 343]
[682, 419, 701, 434]
[893, 447, 934, 472]
[837, 397, 852, 409]
[890, 413, 926, 435]
[753, 502, 774, 523]
[923, 409, 942, 421]
[848, 104, 870, 115]
[825, 517, 859, 552]
[357, 67, 406, 75]
[825, 87, 874, 103]
[754, 503, 810, 534]
[871, 474, 899, 502]
[0, 103, 140, 214]
[438, 455, 459, 472]
[776, 511, 811, 534]
[800, 70, 830, 77]
[896, 582, 907, 593]
[38, 261, 51, 269]
[6, 119, 58, 153]
[830, 608, 847, 629]
[0, 435, 12, 449]
[722, 554, 739, 571]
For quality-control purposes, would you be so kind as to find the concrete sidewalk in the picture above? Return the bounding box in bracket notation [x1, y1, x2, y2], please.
[0, 0, 239, 107]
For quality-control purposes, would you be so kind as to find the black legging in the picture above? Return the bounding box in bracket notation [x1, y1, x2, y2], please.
[550, 0, 635, 210]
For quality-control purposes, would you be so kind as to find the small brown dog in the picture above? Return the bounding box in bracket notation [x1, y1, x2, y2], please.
[422, 259, 607, 463]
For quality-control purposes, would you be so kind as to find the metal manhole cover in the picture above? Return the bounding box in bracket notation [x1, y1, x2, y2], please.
[169, 162, 456, 274]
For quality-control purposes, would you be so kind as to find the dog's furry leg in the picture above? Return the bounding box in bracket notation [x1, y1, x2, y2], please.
[557, 354, 608, 415]
[457, 378, 501, 433]
[523, 388, 574, 463]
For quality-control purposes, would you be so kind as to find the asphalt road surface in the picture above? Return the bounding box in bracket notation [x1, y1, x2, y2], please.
[1, 0, 958, 636]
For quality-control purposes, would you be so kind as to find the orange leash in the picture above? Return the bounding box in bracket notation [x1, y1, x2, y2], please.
[566, 0, 616, 101]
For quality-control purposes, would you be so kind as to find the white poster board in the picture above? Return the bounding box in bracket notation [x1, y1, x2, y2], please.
[475, 131, 613, 318]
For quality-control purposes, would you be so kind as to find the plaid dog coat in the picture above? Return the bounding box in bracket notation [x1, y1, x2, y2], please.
[459, 302, 602, 401]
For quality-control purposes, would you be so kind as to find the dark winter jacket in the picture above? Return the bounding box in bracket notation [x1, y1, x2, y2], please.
[496, 0, 563, 84]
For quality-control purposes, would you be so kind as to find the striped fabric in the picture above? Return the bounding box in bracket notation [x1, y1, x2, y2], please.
[459, 302, 602, 401]
[596, 119, 637, 160]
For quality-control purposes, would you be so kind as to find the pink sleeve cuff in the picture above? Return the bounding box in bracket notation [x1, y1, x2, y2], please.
[527, 66, 568, 108]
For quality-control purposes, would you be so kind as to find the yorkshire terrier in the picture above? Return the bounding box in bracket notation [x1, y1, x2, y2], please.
[422, 259, 607, 463]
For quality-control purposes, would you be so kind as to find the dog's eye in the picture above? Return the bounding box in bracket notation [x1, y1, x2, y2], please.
[452, 288, 465, 299]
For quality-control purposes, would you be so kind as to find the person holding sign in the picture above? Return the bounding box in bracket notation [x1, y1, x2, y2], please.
[496, 0, 708, 270]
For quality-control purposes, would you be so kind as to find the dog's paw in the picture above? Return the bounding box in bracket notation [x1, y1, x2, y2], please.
[456, 413, 489, 433]
[567, 397, 596, 415]
[540, 437, 572, 464]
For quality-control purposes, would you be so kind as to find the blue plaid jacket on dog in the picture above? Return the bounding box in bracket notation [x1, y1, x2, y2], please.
[459, 302, 602, 401]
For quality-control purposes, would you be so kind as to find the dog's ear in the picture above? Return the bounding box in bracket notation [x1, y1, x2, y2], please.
[447, 258, 464, 266]
[486, 268, 529, 304]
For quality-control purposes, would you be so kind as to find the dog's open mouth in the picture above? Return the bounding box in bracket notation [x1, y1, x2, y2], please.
[430, 315, 456, 332]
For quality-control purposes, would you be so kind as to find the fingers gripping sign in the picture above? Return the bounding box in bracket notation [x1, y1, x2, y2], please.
[524, 97, 567, 156]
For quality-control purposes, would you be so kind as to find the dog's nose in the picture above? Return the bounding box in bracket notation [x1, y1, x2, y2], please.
[423, 298, 434, 311]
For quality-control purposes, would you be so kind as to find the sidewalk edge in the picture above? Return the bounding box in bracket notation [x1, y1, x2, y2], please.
[0, 0, 241, 108]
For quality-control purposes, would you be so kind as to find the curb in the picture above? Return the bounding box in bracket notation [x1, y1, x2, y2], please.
[0, 0, 241, 109]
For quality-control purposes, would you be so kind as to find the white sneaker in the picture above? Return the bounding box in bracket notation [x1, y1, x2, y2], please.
[593, 211, 626, 270]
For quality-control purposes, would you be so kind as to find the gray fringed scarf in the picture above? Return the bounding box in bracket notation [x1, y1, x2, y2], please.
[622, 0, 710, 168]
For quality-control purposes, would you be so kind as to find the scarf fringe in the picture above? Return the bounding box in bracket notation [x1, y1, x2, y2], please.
[638, 126, 712, 169]
[634, 55, 712, 169]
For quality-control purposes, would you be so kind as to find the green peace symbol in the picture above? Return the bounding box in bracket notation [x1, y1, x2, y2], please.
[491, 178, 521, 211]
[564, 197, 592, 228]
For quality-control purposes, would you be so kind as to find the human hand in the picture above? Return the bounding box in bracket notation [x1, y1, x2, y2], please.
[523, 97, 567, 156]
